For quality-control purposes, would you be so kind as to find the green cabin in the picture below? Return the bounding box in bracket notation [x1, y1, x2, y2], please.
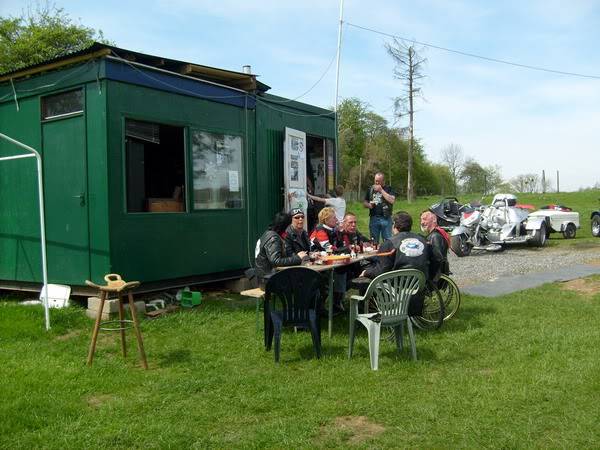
[0, 43, 336, 290]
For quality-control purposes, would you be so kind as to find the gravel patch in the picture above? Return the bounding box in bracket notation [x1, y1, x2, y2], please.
[448, 244, 600, 288]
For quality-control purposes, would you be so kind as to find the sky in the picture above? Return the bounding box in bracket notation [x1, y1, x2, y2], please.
[2, 0, 599, 192]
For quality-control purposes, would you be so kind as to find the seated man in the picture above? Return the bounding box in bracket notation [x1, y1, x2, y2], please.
[336, 212, 369, 253]
[255, 212, 308, 285]
[360, 211, 431, 315]
[420, 210, 450, 282]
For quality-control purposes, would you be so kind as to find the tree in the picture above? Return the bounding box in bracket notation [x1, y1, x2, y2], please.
[460, 159, 487, 194]
[440, 143, 464, 195]
[510, 174, 540, 193]
[386, 39, 426, 202]
[0, 4, 109, 74]
[461, 159, 504, 194]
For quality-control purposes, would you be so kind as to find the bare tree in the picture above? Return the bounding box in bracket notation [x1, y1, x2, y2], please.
[386, 39, 426, 202]
[510, 174, 540, 193]
[441, 143, 464, 195]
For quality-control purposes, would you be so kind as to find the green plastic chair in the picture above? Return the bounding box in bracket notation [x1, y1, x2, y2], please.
[348, 269, 425, 370]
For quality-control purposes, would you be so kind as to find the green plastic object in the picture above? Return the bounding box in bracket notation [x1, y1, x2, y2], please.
[181, 291, 202, 307]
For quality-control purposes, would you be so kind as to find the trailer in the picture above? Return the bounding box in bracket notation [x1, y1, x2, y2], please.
[529, 205, 580, 239]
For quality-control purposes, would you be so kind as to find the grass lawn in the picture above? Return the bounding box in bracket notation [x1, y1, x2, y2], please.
[2, 276, 600, 448]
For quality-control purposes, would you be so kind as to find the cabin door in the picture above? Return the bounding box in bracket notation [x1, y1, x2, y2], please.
[42, 116, 90, 284]
[283, 127, 308, 225]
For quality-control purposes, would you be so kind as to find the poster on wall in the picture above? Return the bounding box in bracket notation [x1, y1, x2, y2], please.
[284, 127, 307, 226]
[311, 157, 325, 195]
[326, 138, 335, 191]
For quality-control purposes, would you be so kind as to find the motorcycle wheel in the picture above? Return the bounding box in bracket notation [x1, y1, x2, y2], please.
[528, 222, 547, 247]
[450, 234, 472, 257]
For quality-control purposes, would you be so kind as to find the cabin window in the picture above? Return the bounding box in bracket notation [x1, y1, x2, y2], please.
[125, 119, 186, 213]
[41, 89, 84, 120]
[191, 130, 243, 209]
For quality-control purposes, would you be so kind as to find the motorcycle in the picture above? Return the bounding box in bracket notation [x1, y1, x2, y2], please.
[429, 197, 477, 231]
[450, 194, 549, 257]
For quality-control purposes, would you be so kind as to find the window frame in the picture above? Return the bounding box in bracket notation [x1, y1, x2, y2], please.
[40, 88, 85, 122]
[189, 127, 245, 212]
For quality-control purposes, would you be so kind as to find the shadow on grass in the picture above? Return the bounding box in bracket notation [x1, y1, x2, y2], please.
[157, 348, 193, 367]
[440, 301, 497, 334]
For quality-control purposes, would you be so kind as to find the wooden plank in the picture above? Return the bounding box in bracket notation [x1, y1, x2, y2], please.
[241, 288, 265, 298]
[0, 48, 112, 83]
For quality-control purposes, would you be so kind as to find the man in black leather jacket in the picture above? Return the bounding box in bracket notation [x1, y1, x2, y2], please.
[360, 211, 430, 315]
[255, 212, 307, 282]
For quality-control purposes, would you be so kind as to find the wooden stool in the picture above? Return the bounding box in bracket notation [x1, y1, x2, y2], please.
[86, 274, 148, 369]
[241, 287, 265, 333]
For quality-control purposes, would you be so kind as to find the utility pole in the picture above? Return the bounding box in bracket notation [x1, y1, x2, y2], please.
[358, 157, 362, 202]
[542, 170, 546, 194]
[556, 170, 560, 193]
[333, 0, 344, 183]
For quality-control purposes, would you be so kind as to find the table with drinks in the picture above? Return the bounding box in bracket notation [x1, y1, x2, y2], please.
[277, 243, 380, 338]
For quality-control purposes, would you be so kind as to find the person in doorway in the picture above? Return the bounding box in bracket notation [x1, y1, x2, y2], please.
[420, 210, 450, 282]
[360, 211, 431, 316]
[309, 207, 338, 252]
[284, 208, 311, 255]
[255, 212, 308, 284]
[308, 185, 346, 224]
[306, 172, 318, 233]
[363, 172, 396, 243]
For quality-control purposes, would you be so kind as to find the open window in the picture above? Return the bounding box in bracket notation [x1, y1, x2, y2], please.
[125, 119, 186, 213]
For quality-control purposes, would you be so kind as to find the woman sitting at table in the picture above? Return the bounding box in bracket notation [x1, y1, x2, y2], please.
[310, 206, 347, 313]
[255, 211, 308, 283]
[284, 208, 311, 255]
[309, 207, 338, 252]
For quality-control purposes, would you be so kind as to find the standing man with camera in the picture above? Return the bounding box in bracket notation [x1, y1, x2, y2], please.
[363, 172, 396, 243]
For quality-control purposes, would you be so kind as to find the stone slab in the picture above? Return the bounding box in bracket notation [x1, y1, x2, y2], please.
[462, 264, 600, 297]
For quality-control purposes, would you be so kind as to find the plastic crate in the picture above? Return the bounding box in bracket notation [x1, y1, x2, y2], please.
[180, 291, 202, 307]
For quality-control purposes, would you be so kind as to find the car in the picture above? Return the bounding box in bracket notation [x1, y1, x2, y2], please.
[528, 205, 580, 239]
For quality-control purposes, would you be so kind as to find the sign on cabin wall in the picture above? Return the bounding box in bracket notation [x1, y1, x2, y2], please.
[284, 127, 307, 226]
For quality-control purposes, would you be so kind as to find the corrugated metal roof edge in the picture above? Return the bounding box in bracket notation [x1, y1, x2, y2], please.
[258, 93, 335, 117]
[0, 42, 271, 92]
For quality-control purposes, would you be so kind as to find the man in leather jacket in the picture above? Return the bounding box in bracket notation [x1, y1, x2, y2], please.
[255, 212, 307, 282]
[336, 212, 369, 253]
[360, 211, 430, 315]
[420, 210, 450, 281]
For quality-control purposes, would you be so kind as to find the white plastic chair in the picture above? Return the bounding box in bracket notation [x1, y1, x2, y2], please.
[348, 269, 425, 370]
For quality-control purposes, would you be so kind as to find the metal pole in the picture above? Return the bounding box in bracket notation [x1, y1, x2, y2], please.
[358, 157, 362, 201]
[333, 0, 345, 180]
[0, 132, 50, 330]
